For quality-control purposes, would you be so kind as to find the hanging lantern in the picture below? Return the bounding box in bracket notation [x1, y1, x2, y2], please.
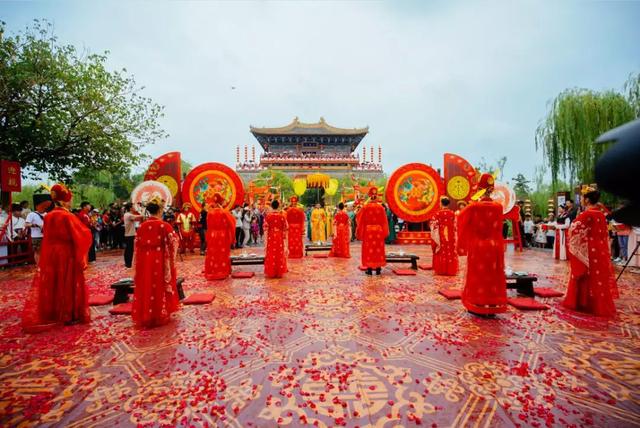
[293, 177, 307, 196]
[325, 178, 339, 196]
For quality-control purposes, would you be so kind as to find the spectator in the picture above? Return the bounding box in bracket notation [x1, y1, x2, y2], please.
[25, 203, 46, 263]
[545, 214, 556, 249]
[250, 215, 260, 244]
[77, 202, 96, 262]
[123, 203, 143, 268]
[613, 220, 631, 264]
[232, 206, 244, 248]
[9, 204, 27, 262]
[523, 215, 534, 247]
[199, 205, 208, 255]
[0, 205, 8, 265]
[242, 204, 252, 247]
[20, 200, 31, 220]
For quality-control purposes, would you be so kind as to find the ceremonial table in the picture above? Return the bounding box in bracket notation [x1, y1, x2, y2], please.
[230, 255, 265, 266]
[385, 253, 420, 270]
[505, 273, 537, 297]
[111, 277, 185, 304]
[304, 244, 332, 256]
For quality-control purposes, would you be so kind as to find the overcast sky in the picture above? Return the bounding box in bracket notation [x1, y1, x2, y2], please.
[4, 1, 640, 184]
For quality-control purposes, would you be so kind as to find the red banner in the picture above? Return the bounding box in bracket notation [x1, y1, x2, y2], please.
[0, 160, 21, 192]
[144, 152, 182, 207]
[443, 153, 478, 206]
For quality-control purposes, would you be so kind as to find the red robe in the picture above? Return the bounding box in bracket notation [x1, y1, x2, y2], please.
[205, 208, 236, 280]
[285, 207, 305, 259]
[264, 211, 288, 278]
[22, 207, 93, 330]
[330, 210, 351, 258]
[457, 199, 507, 314]
[132, 217, 180, 328]
[562, 208, 618, 317]
[356, 202, 389, 268]
[431, 208, 458, 276]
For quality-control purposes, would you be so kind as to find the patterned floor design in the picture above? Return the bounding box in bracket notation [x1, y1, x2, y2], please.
[0, 244, 638, 427]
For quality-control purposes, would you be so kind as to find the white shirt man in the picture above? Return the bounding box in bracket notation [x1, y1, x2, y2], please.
[10, 212, 26, 241]
[25, 210, 45, 239]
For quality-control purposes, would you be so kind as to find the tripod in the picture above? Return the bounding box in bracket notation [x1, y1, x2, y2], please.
[617, 240, 640, 281]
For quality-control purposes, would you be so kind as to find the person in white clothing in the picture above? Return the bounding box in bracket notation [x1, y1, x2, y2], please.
[553, 205, 570, 261]
[25, 205, 46, 262]
[0, 206, 8, 265]
[242, 205, 252, 246]
[628, 227, 640, 268]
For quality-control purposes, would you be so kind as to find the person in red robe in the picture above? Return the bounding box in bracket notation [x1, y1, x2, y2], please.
[562, 187, 618, 317]
[357, 188, 389, 275]
[132, 197, 180, 328]
[430, 197, 458, 276]
[264, 199, 288, 278]
[22, 184, 93, 332]
[330, 202, 351, 258]
[204, 193, 236, 280]
[457, 173, 508, 316]
[285, 196, 305, 259]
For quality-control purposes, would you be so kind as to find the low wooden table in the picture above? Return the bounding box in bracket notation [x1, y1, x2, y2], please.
[386, 253, 420, 270]
[305, 244, 332, 256]
[506, 274, 537, 297]
[111, 277, 185, 304]
[230, 255, 265, 266]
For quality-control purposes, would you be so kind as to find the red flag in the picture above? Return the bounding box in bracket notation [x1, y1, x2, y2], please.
[0, 160, 21, 192]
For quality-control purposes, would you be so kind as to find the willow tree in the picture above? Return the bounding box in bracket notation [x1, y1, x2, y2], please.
[535, 78, 638, 190]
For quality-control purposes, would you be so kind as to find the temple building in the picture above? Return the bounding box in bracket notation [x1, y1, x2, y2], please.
[236, 117, 384, 181]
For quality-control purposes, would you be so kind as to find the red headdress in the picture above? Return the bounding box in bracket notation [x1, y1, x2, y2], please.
[477, 173, 495, 190]
[368, 187, 379, 199]
[50, 183, 72, 203]
[290, 195, 299, 204]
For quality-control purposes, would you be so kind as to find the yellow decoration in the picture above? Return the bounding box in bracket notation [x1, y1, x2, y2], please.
[307, 173, 330, 188]
[157, 175, 178, 196]
[447, 176, 470, 200]
[326, 179, 339, 196]
[293, 178, 307, 196]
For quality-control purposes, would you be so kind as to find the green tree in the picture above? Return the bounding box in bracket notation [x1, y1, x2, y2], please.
[624, 72, 640, 116]
[511, 173, 531, 199]
[535, 75, 638, 190]
[254, 170, 293, 200]
[0, 20, 167, 181]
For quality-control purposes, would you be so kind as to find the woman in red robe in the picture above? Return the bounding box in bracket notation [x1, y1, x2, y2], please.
[204, 193, 236, 280]
[22, 184, 93, 332]
[330, 202, 351, 258]
[285, 196, 305, 259]
[264, 199, 288, 278]
[356, 188, 389, 275]
[562, 188, 618, 317]
[457, 174, 507, 316]
[132, 198, 180, 328]
[430, 197, 458, 276]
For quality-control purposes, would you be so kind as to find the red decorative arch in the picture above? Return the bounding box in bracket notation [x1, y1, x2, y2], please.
[181, 162, 244, 211]
[385, 163, 444, 223]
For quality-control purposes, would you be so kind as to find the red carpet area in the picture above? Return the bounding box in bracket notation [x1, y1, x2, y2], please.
[1, 245, 639, 427]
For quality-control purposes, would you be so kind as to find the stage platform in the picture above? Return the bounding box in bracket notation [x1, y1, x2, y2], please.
[0, 244, 638, 427]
